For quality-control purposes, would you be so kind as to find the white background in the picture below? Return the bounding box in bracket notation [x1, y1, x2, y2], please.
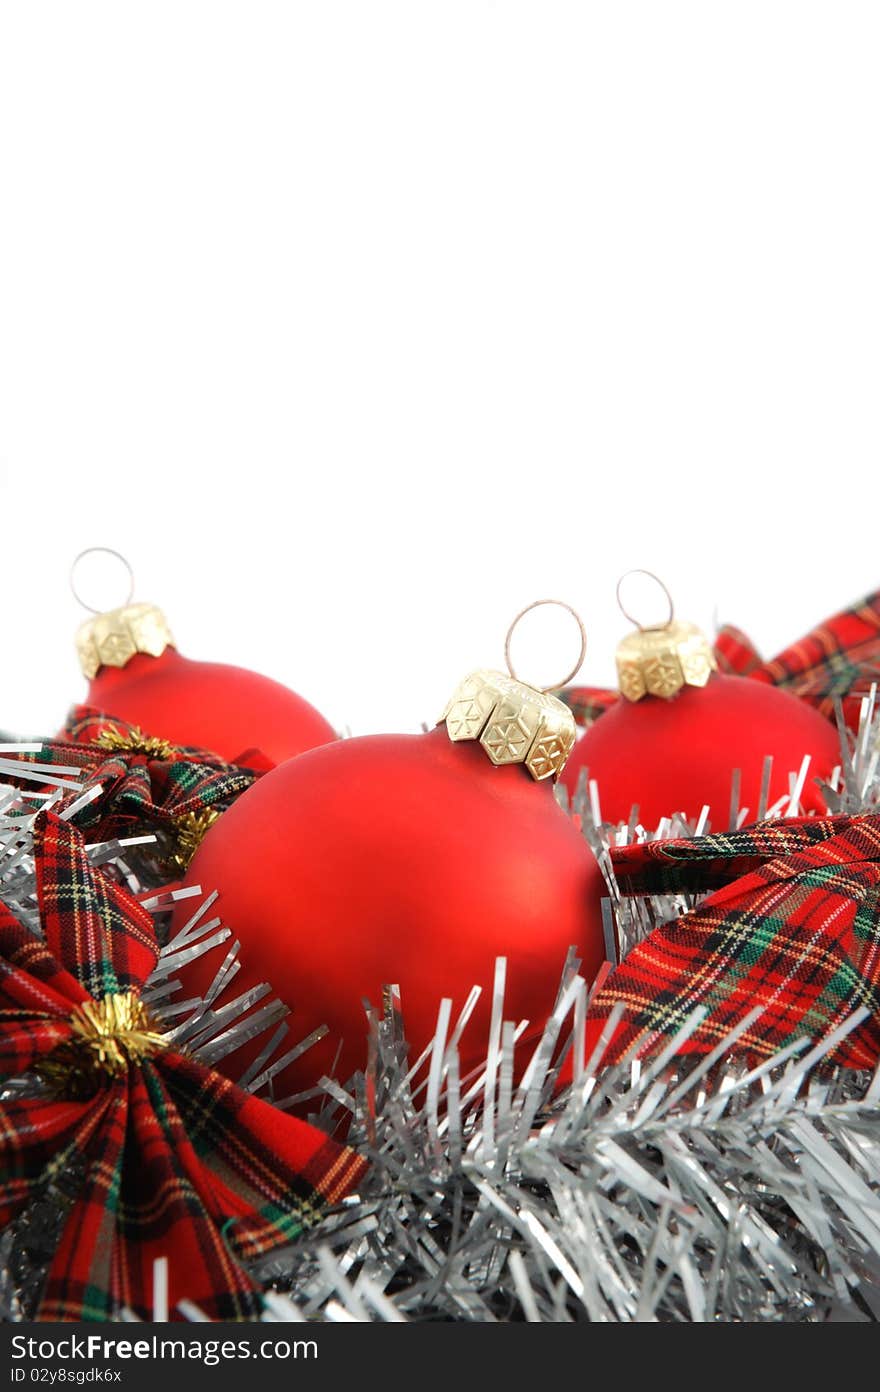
[1, 2, 878, 738]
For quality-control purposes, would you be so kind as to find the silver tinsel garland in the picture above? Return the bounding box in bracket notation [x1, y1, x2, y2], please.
[248, 986, 880, 1323]
[2, 693, 880, 1323]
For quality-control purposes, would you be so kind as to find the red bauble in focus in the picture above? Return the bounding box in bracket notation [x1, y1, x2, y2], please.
[73, 588, 336, 767]
[176, 669, 606, 1098]
[562, 609, 840, 827]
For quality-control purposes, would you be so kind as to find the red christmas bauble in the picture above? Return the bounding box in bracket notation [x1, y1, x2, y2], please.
[87, 648, 336, 767]
[562, 671, 841, 827]
[176, 688, 606, 1097]
[75, 601, 336, 766]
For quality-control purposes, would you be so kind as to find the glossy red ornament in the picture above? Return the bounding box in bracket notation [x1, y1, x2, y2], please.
[73, 596, 336, 767]
[177, 723, 606, 1097]
[86, 647, 337, 767]
[562, 671, 841, 828]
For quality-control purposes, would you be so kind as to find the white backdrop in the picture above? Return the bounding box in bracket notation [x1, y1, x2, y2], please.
[1, 2, 878, 739]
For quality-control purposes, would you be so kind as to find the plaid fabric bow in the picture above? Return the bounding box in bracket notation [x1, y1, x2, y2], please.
[2, 706, 261, 871]
[585, 814, 880, 1069]
[559, 588, 880, 728]
[0, 812, 366, 1321]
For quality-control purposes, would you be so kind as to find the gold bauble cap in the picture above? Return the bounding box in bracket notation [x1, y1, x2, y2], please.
[76, 602, 175, 680]
[616, 620, 717, 701]
[438, 671, 577, 781]
[436, 601, 585, 781]
[70, 548, 176, 680]
[613, 571, 716, 702]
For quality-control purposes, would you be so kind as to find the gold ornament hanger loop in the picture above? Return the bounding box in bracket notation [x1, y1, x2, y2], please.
[70, 547, 136, 615]
[615, 569, 675, 633]
[503, 599, 587, 693]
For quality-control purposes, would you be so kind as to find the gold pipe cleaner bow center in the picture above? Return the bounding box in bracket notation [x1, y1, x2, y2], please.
[96, 726, 176, 761]
[171, 809, 221, 872]
[42, 991, 166, 1097]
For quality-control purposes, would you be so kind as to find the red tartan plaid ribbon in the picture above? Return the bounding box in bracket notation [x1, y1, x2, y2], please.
[0, 812, 366, 1321]
[585, 814, 880, 1069]
[559, 589, 880, 728]
[712, 624, 765, 678]
[1, 706, 260, 867]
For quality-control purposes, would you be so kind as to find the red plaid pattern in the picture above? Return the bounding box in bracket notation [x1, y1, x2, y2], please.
[585, 814, 880, 1068]
[1, 706, 259, 862]
[748, 590, 880, 723]
[0, 813, 366, 1321]
[713, 624, 764, 677]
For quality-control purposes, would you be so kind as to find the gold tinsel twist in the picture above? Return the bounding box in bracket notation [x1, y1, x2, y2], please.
[170, 808, 221, 872]
[41, 991, 165, 1098]
[95, 725, 176, 761]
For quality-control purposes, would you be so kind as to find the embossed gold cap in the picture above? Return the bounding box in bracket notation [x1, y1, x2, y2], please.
[76, 602, 175, 680]
[616, 620, 717, 701]
[438, 670, 577, 781]
[613, 570, 716, 702]
[437, 600, 585, 781]
[70, 548, 176, 680]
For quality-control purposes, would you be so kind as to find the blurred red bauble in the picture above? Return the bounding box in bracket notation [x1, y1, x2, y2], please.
[562, 612, 841, 827]
[176, 669, 606, 1097]
[73, 597, 336, 767]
